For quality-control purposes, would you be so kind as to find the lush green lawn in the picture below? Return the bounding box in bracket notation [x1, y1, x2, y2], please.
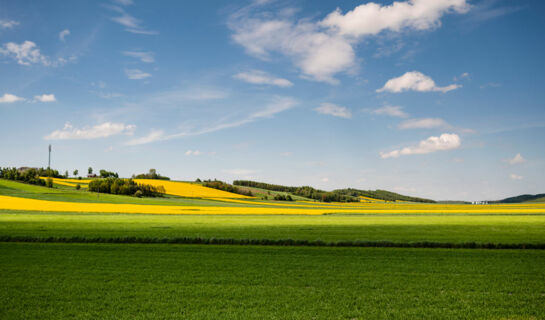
[1, 242, 543, 319]
[2, 210, 545, 244]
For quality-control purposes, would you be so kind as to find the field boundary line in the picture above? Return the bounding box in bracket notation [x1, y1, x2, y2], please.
[1, 236, 544, 250]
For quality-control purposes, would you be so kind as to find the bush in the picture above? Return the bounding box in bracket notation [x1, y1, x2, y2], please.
[75, 184, 81, 190]
[132, 169, 170, 180]
[46, 178, 53, 188]
[134, 190, 143, 198]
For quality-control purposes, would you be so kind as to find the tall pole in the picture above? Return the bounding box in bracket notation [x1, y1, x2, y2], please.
[48, 144, 51, 170]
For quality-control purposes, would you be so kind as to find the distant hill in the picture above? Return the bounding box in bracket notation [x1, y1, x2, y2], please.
[491, 193, 545, 203]
[233, 180, 435, 203]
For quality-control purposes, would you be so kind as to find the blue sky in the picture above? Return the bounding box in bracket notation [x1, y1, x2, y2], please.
[1, 0, 544, 201]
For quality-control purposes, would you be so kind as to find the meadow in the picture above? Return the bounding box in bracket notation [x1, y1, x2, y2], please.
[1, 178, 544, 319]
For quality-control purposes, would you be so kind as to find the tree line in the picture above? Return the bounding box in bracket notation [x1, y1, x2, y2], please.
[202, 180, 253, 197]
[0, 167, 62, 187]
[88, 178, 165, 197]
[233, 180, 357, 202]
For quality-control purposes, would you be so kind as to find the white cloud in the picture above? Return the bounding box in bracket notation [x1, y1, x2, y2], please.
[125, 68, 151, 80]
[45, 122, 136, 140]
[234, 70, 293, 87]
[223, 169, 257, 175]
[113, 0, 133, 5]
[321, 177, 329, 182]
[380, 133, 461, 158]
[398, 118, 449, 129]
[34, 94, 56, 102]
[59, 29, 70, 41]
[0, 93, 24, 103]
[123, 51, 154, 63]
[510, 173, 523, 180]
[0, 20, 19, 29]
[314, 102, 352, 118]
[506, 153, 526, 165]
[125, 130, 164, 146]
[110, 6, 158, 35]
[0, 41, 50, 66]
[320, 0, 469, 37]
[185, 150, 203, 156]
[230, 0, 469, 83]
[126, 96, 297, 145]
[378, 71, 461, 93]
[454, 72, 470, 81]
[365, 105, 408, 118]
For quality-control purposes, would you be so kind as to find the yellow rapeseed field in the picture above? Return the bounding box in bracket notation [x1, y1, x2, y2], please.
[2, 195, 545, 215]
[132, 179, 253, 199]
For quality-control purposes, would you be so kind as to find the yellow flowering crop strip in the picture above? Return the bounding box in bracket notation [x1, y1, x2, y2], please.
[2, 195, 545, 215]
[133, 179, 253, 199]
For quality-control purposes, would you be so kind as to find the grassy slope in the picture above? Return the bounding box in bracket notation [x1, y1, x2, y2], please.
[2, 211, 545, 244]
[1, 243, 544, 320]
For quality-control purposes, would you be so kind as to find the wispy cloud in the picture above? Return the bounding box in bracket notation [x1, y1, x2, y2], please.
[123, 50, 154, 63]
[364, 105, 408, 118]
[509, 173, 523, 180]
[126, 96, 297, 145]
[398, 118, 449, 129]
[59, 29, 70, 41]
[377, 71, 460, 93]
[234, 70, 293, 87]
[34, 94, 56, 102]
[109, 5, 158, 35]
[125, 68, 151, 80]
[0, 93, 25, 103]
[0, 19, 19, 29]
[381, 133, 461, 159]
[45, 122, 136, 140]
[505, 153, 526, 165]
[314, 103, 352, 118]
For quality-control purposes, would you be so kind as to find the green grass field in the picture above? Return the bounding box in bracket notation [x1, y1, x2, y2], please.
[1, 243, 544, 320]
[1, 178, 544, 318]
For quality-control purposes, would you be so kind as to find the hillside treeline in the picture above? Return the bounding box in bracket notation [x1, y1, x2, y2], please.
[203, 180, 253, 197]
[233, 180, 357, 202]
[0, 167, 62, 186]
[490, 193, 545, 204]
[233, 180, 435, 203]
[334, 188, 436, 203]
[132, 169, 170, 180]
[88, 178, 165, 197]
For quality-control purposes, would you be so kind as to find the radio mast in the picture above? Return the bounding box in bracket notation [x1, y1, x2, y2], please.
[48, 144, 51, 169]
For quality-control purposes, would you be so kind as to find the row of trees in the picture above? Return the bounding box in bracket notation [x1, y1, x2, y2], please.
[202, 180, 254, 197]
[132, 169, 170, 180]
[88, 178, 165, 197]
[0, 167, 62, 186]
[233, 180, 357, 203]
[334, 188, 435, 203]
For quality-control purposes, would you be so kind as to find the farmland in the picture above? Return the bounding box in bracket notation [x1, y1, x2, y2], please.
[1, 177, 545, 318]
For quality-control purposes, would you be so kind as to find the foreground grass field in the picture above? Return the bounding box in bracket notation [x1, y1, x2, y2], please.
[1, 243, 544, 319]
[2, 210, 545, 245]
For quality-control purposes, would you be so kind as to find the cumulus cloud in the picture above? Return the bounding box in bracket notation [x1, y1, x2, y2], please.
[234, 70, 293, 87]
[380, 133, 461, 158]
[0, 20, 19, 29]
[398, 118, 449, 129]
[506, 153, 526, 165]
[34, 94, 56, 102]
[510, 173, 523, 180]
[0, 93, 24, 103]
[377, 71, 461, 93]
[45, 122, 136, 140]
[0, 41, 50, 66]
[314, 102, 352, 118]
[59, 29, 70, 41]
[123, 50, 154, 63]
[125, 68, 151, 80]
[365, 105, 408, 118]
[230, 0, 469, 83]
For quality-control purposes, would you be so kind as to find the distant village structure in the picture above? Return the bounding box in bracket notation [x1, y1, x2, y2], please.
[472, 201, 489, 205]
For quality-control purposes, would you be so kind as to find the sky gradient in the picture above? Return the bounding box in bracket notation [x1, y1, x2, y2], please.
[1, 0, 544, 201]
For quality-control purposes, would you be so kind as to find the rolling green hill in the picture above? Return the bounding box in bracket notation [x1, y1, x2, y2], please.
[492, 193, 545, 203]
